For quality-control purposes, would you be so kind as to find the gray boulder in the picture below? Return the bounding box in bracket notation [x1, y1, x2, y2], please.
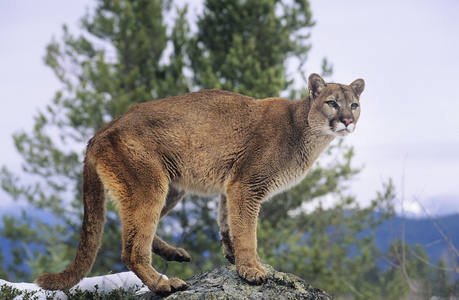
[137, 264, 333, 299]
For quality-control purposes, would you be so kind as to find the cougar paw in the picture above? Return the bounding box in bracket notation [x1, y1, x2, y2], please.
[154, 278, 189, 296]
[158, 247, 191, 262]
[237, 262, 268, 284]
[174, 247, 192, 262]
[170, 278, 189, 292]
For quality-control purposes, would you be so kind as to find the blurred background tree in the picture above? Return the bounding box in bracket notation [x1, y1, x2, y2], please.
[188, 0, 314, 98]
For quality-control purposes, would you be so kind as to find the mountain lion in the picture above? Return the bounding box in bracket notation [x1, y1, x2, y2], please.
[36, 73, 365, 295]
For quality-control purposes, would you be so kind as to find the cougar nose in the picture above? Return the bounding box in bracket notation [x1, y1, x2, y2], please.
[342, 118, 353, 126]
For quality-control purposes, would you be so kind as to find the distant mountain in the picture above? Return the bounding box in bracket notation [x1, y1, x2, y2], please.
[424, 195, 459, 216]
[373, 213, 459, 265]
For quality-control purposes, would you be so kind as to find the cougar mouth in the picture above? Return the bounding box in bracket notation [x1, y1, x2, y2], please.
[334, 128, 351, 137]
[332, 122, 355, 137]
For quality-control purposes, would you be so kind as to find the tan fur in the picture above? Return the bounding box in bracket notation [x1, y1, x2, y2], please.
[35, 74, 364, 295]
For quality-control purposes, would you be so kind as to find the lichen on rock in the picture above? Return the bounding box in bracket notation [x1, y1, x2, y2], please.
[136, 264, 333, 300]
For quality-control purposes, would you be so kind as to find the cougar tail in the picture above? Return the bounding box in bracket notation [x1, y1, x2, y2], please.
[35, 158, 106, 290]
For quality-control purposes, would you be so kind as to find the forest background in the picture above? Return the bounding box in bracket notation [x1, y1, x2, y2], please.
[1, 0, 458, 299]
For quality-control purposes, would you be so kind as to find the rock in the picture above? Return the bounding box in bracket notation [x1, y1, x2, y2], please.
[136, 264, 333, 300]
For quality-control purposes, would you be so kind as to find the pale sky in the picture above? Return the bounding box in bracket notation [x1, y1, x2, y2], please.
[1, 0, 458, 216]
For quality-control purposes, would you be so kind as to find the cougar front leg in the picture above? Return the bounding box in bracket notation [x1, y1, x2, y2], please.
[225, 182, 268, 284]
[152, 186, 191, 263]
[218, 194, 235, 264]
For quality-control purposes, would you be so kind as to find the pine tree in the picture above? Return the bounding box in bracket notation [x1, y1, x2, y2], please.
[189, 0, 314, 98]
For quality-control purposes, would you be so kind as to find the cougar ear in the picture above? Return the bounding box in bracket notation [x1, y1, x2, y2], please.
[308, 73, 327, 100]
[350, 78, 365, 98]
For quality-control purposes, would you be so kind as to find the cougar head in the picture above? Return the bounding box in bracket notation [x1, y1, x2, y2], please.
[307, 73, 365, 138]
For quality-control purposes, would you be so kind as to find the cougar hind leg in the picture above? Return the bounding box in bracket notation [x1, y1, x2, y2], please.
[98, 154, 188, 295]
[152, 236, 191, 263]
[152, 186, 191, 263]
[218, 194, 235, 264]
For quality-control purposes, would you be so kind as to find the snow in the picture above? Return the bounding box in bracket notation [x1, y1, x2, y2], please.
[0, 272, 166, 299]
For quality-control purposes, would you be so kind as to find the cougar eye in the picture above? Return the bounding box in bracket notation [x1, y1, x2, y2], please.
[326, 101, 338, 108]
[350, 103, 359, 110]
